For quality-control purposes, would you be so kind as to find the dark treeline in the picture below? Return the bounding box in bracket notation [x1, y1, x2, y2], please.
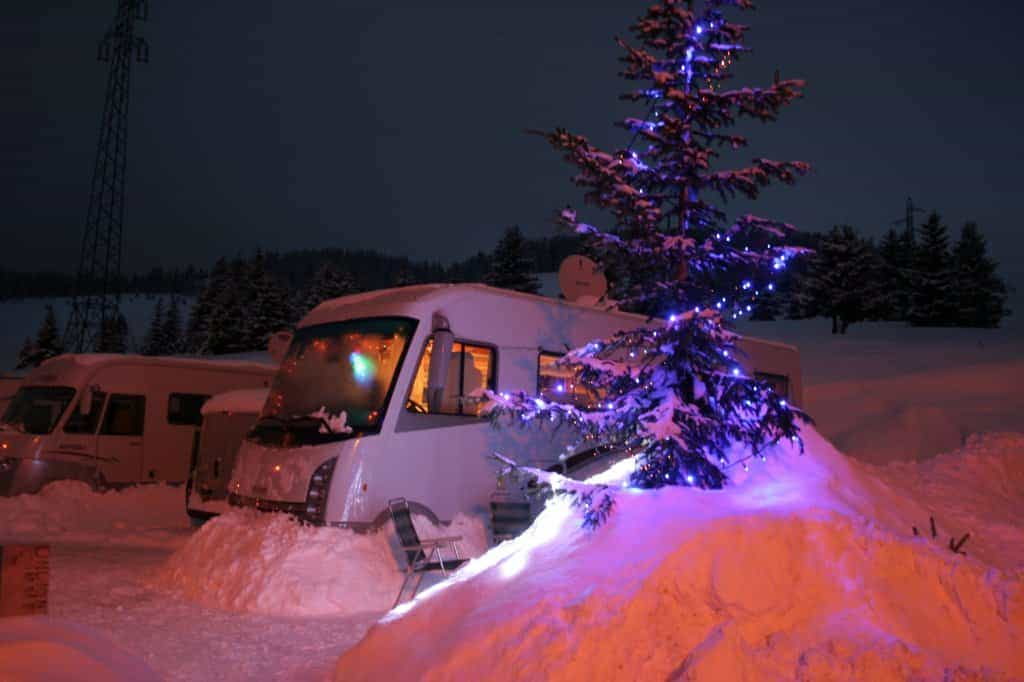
[763, 213, 1010, 333]
[14, 228, 579, 364]
[0, 232, 579, 301]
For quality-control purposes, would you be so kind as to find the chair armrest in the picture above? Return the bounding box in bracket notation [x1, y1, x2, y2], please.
[419, 535, 463, 545]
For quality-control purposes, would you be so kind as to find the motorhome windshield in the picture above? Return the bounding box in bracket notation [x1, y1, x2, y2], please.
[0, 386, 76, 434]
[251, 317, 416, 445]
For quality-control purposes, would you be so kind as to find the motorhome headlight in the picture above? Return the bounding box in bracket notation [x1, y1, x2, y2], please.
[303, 457, 337, 525]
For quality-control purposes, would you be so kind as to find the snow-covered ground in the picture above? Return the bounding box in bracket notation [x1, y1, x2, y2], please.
[1, 311, 1022, 680]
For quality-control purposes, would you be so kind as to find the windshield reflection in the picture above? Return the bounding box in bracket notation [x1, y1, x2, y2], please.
[251, 317, 416, 446]
[1, 386, 76, 434]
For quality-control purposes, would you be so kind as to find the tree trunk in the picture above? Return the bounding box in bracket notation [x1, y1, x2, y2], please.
[831, 315, 838, 334]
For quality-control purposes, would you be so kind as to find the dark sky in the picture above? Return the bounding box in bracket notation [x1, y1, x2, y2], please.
[3, 1, 1023, 287]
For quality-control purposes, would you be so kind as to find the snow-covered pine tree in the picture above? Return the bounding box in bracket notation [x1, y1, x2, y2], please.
[488, 0, 808, 495]
[299, 261, 358, 316]
[205, 258, 251, 355]
[185, 258, 230, 353]
[96, 313, 130, 353]
[15, 337, 36, 370]
[141, 297, 166, 355]
[161, 297, 183, 354]
[789, 226, 884, 334]
[35, 304, 64, 360]
[484, 226, 541, 294]
[245, 253, 293, 349]
[18, 305, 66, 367]
[908, 212, 956, 327]
[952, 222, 1009, 327]
[877, 227, 911, 321]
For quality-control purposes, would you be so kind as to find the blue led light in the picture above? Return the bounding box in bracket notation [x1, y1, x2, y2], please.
[349, 352, 376, 384]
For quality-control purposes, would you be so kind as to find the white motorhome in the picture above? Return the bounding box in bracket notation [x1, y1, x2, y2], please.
[229, 284, 803, 528]
[186, 387, 269, 523]
[0, 375, 23, 416]
[0, 354, 275, 496]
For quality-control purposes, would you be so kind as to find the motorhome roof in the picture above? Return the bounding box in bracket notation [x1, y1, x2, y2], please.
[302, 283, 649, 328]
[301, 283, 798, 353]
[22, 353, 277, 389]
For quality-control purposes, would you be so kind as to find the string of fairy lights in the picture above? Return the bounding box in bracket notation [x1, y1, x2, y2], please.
[613, 13, 790, 325]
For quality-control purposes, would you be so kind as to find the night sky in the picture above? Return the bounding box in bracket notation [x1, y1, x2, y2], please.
[3, 1, 1023, 287]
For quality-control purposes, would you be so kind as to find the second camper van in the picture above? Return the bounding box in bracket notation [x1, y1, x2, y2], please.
[0, 354, 276, 496]
[228, 284, 804, 529]
[186, 387, 269, 523]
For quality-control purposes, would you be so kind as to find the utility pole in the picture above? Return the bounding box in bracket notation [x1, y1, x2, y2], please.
[890, 196, 927, 245]
[65, 0, 150, 352]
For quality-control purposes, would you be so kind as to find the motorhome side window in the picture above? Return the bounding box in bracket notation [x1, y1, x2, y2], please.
[101, 395, 146, 436]
[754, 372, 790, 400]
[64, 391, 108, 433]
[538, 352, 603, 409]
[407, 338, 495, 417]
[167, 393, 210, 426]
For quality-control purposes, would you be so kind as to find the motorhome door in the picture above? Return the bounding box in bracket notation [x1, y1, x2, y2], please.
[96, 394, 146, 483]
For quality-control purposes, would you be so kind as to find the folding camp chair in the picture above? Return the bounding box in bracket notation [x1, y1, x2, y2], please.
[389, 498, 469, 607]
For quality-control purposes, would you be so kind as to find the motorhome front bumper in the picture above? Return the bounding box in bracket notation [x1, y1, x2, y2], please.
[229, 457, 337, 525]
[0, 457, 97, 497]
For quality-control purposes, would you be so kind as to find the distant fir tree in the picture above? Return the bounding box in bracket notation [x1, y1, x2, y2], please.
[952, 222, 1009, 327]
[489, 0, 808, 501]
[484, 226, 541, 294]
[392, 265, 417, 287]
[205, 259, 251, 355]
[15, 337, 35, 370]
[908, 212, 956, 326]
[298, 261, 358, 316]
[245, 253, 294, 349]
[16, 305, 65, 368]
[96, 313, 130, 353]
[877, 226, 913, 321]
[141, 298, 167, 355]
[185, 258, 229, 353]
[790, 226, 885, 334]
[162, 297, 184, 354]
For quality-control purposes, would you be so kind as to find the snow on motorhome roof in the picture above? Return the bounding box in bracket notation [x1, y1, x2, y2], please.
[302, 283, 648, 327]
[38, 353, 276, 373]
[302, 283, 798, 352]
[201, 388, 270, 415]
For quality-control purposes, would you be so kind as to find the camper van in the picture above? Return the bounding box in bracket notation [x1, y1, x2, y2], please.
[186, 387, 269, 523]
[0, 375, 23, 417]
[0, 354, 276, 496]
[228, 284, 804, 529]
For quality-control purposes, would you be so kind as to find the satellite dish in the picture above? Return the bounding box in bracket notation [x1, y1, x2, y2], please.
[558, 255, 607, 302]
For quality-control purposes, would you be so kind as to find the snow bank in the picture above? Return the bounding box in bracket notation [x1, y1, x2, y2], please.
[0, 481, 189, 545]
[153, 508, 489, 617]
[809, 360, 1024, 463]
[334, 428, 1024, 681]
[0, 616, 160, 682]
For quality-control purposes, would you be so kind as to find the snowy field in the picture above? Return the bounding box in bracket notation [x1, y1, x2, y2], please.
[0, 296, 172, 371]
[0, 302, 1022, 680]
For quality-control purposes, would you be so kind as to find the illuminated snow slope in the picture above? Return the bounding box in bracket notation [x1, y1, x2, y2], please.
[335, 428, 1024, 681]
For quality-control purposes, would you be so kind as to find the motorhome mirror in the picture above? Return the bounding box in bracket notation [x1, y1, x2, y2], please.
[268, 330, 293, 364]
[79, 387, 94, 416]
[426, 329, 455, 412]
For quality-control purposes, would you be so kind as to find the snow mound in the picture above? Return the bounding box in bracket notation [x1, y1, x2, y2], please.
[335, 428, 1024, 681]
[0, 480, 189, 545]
[152, 508, 489, 617]
[0, 616, 160, 682]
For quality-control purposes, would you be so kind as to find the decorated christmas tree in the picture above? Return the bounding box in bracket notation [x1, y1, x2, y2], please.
[489, 0, 809, 494]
